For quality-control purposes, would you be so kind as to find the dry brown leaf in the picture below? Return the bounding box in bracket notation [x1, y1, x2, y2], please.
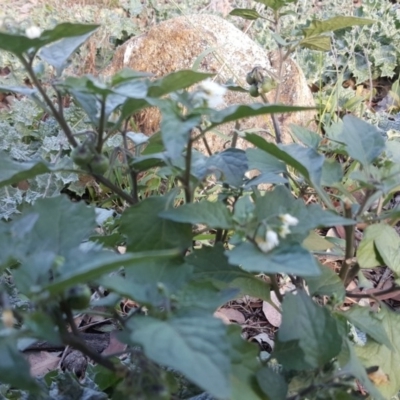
[262, 301, 282, 327]
[214, 310, 231, 325]
[216, 308, 245, 324]
[26, 351, 61, 377]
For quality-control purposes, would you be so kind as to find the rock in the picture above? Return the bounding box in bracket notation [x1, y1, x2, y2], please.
[104, 14, 316, 151]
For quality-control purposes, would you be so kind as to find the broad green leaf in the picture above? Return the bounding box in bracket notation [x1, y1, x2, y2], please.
[338, 115, 385, 168]
[306, 262, 345, 299]
[0, 153, 50, 188]
[0, 338, 38, 391]
[177, 281, 238, 311]
[254, 0, 296, 11]
[120, 196, 192, 251]
[342, 307, 393, 350]
[302, 16, 375, 38]
[208, 104, 314, 131]
[357, 224, 386, 269]
[339, 339, 385, 400]
[206, 148, 248, 187]
[110, 68, 153, 86]
[246, 148, 286, 174]
[24, 312, 62, 345]
[0, 23, 98, 56]
[374, 224, 400, 276]
[158, 100, 202, 159]
[127, 313, 231, 399]
[290, 125, 321, 150]
[229, 8, 262, 20]
[245, 134, 323, 187]
[147, 70, 214, 97]
[97, 257, 192, 307]
[44, 248, 180, 295]
[159, 200, 233, 229]
[39, 32, 94, 75]
[228, 325, 265, 400]
[355, 306, 400, 399]
[272, 339, 308, 370]
[0, 85, 37, 96]
[302, 231, 334, 252]
[256, 366, 288, 400]
[226, 241, 321, 277]
[187, 245, 271, 301]
[299, 35, 331, 51]
[321, 158, 343, 186]
[277, 290, 342, 368]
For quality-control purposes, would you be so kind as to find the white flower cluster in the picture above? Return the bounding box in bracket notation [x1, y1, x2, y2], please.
[25, 26, 41, 39]
[257, 214, 299, 253]
[193, 79, 227, 108]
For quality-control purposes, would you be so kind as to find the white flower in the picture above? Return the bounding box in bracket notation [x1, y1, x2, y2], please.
[25, 26, 41, 39]
[278, 224, 291, 238]
[257, 229, 279, 253]
[280, 213, 299, 227]
[195, 79, 227, 108]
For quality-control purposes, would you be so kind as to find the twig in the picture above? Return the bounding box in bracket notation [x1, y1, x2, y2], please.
[183, 138, 193, 203]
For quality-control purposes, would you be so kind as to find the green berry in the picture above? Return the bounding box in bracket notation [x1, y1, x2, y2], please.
[246, 72, 256, 85]
[260, 76, 277, 94]
[249, 84, 260, 97]
[66, 284, 91, 310]
[89, 154, 110, 175]
[71, 145, 94, 167]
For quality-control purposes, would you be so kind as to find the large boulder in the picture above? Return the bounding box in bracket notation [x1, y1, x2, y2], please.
[105, 14, 316, 150]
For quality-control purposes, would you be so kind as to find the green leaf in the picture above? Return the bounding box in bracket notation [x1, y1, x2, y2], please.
[148, 70, 214, 97]
[0, 153, 50, 188]
[227, 325, 265, 400]
[120, 196, 192, 252]
[177, 280, 238, 311]
[207, 148, 248, 187]
[226, 241, 321, 277]
[0, 23, 98, 56]
[357, 224, 386, 269]
[338, 339, 385, 400]
[187, 245, 271, 301]
[341, 307, 393, 350]
[299, 35, 331, 51]
[302, 16, 375, 38]
[355, 306, 400, 399]
[39, 31, 94, 75]
[0, 338, 38, 390]
[245, 134, 324, 187]
[338, 115, 385, 168]
[256, 366, 288, 400]
[246, 148, 286, 174]
[302, 231, 334, 252]
[44, 248, 180, 295]
[127, 312, 231, 399]
[321, 158, 343, 186]
[374, 224, 400, 276]
[208, 104, 314, 132]
[254, 0, 296, 11]
[277, 290, 342, 368]
[97, 257, 191, 306]
[229, 8, 262, 20]
[159, 100, 202, 159]
[0, 85, 37, 96]
[290, 125, 321, 150]
[160, 201, 233, 229]
[306, 262, 345, 299]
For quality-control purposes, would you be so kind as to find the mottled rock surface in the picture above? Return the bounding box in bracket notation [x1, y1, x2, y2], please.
[105, 14, 316, 150]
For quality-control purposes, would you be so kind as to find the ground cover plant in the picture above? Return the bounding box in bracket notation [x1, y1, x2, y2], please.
[2, 1, 400, 399]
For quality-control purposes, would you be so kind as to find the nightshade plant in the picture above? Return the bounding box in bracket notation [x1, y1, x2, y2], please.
[0, 9, 400, 400]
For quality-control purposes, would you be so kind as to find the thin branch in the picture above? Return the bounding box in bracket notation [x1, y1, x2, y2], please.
[183, 138, 193, 203]
[96, 97, 106, 153]
[93, 173, 136, 205]
[339, 202, 355, 283]
[19, 57, 78, 147]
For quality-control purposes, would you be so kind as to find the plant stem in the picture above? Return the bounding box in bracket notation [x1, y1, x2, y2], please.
[121, 123, 139, 204]
[96, 97, 106, 153]
[93, 173, 136, 205]
[183, 138, 193, 203]
[19, 56, 78, 147]
[270, 274, 283, 303]
[339, 202, 355, 283]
